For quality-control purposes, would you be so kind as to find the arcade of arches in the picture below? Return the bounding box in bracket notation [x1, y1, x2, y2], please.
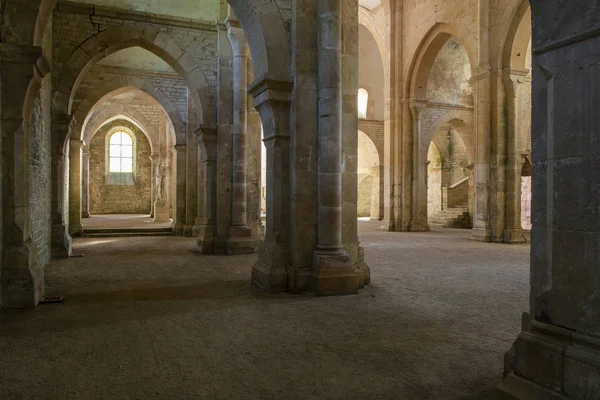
[0, 0, 599, 398]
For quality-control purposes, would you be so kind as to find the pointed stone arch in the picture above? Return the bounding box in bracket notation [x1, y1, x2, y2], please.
[70, 76, 186, 146]
[83, 108, 156, 155]
[421, 110, 474, 162]
[407, 23, 477, 100]
[227, 0, 291, 82]
[54, 22, 215, 129]
[502, 0, 532, 70]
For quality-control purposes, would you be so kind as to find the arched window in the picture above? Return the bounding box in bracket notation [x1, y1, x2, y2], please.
[358, 88, 369, 119]
[109, 131, 133, 173]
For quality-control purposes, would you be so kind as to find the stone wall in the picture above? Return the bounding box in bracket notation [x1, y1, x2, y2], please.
[358, 24, 385, 121]
[74, 67, 189, 128]
[89, 121, 152, 214]
[427, 37, 473, 105]
[29, 17, 53, 267]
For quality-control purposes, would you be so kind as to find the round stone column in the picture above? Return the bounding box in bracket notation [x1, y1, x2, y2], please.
[311, 0, 360, 295]
[226, 19, 258, 255]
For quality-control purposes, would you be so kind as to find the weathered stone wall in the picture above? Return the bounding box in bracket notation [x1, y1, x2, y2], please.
[427, 37, 473, 105]
[74, 67, 189, 127]
[402, 0, 479, 83]
[358, 24, 385, 121]
[89, 121, 152, 214]
[29, 17, 53, 267]
[52, 1, 218, 106]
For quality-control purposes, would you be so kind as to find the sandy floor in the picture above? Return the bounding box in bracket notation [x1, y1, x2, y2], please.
[0, 221, 529, 400]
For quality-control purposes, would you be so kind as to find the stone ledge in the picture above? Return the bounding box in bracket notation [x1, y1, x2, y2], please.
[57, 0, 217, 32]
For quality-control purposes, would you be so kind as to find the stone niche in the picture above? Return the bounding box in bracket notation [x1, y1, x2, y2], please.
[89, 120, 152, 214]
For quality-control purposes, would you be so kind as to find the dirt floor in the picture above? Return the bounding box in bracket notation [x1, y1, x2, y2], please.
[0, 221, 529, 400]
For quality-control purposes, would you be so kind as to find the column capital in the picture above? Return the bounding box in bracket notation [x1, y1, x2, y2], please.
[0, 43, 50, 77]
[503, 67, 530, 98]
[172, 144, 187, 155]
[150, 153, 161, 162]
[70, 139, 84, 150]
[248, 74, 293, 108]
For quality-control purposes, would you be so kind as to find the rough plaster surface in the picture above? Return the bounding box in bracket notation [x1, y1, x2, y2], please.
[0, 221, 528, 399]
[427, 37, 473, 105]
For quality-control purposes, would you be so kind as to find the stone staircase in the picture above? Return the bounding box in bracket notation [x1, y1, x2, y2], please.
[428, 204, 472, 229]
[81, 227, 174, 237]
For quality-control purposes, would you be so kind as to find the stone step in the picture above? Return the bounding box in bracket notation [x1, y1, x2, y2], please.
[81, 228, 174, 238]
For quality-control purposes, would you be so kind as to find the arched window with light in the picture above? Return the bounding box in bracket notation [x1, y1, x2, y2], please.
[358, 88, 369, 119]
[107, 130, 135, 185]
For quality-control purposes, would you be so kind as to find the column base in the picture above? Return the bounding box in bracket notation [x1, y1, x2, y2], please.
[409, 219, 429, 232]
[497, 320, 598, 400]
[311, 251, 360, 296]
[193, 217, 204, 237]
[51, 223, 72, 258]
[488, 373, 569, 400]
[503, 228, 527, 244]
[379, 219, 395, 231]
[173, 225, 185, 236]
[82, 211, 90, 218]
[183, 225, 195, 237]
[1, 241, 44, 308]
[154, 201, 170, 223]
[356, 245, 371, 287]
[471, 225, 492, 242]
[69, 223, 83, 237]
[227, 226, 259, 255]
[197, 225, 216, 254]
[251, 241, 289, 293]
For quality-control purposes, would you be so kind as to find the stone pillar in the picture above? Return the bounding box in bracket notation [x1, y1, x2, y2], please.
[149, 153, 159, 218]
[249, 78, 293, 293]
[184, 132, 197, 236]
[197, 129, 218, 254]
[503, 69, 528, 244]
[215, 20, 234, 254]
[495, 1, 600, 397]
[69, 139, 84, 236]
[81, 145, 90, 219]
[409, 102, 429, 231]
[471, 0, 492, 242]
[310, 0, 359, 296]
[0, 43, 49, 308]
[172, 145, 187, 235]
[226, 19, 258, 254]
[369, 166, 382, 221]
[193, 134, 205, 237]
[50, 116, 72, 258]
[471, 67, 492, 242]
[246, 62, 264, 238]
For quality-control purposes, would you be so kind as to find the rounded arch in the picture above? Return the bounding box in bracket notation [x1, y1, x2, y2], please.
[54, 22, 214, 128]
[406, 23, 477, 100]
[502, 0, 532, 70]
[71, 77, 185, 146]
